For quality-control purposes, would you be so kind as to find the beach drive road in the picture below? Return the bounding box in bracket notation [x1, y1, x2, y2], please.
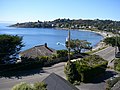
[0, 46, 117, 90]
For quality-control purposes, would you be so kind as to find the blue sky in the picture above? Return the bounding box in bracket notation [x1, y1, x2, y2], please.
[0, 0, 120, 22]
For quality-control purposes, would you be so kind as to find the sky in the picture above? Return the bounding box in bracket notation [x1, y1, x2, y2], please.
[0, 0, 120, 23]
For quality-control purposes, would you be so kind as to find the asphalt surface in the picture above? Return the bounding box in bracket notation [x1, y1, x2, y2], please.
[94, 46, 115, 61]
[0, 46, 117, 90]
[0, 62, 66, 90]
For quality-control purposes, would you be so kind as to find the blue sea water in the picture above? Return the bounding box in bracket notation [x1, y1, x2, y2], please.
[0, 23, 103, 51]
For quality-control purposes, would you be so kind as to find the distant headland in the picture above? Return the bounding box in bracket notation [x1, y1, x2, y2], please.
[10, 18, 120, 33]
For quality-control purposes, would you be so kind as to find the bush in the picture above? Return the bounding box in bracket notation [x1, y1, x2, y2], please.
[64, 61, 78, 84]
[57, 50, 68, 58]
[12, 82, 47, 90]
[64, 55, 108, 83]
[114, 59, 120, 71]
[34, 82, 47, 90]
[12, 82, 33, 90]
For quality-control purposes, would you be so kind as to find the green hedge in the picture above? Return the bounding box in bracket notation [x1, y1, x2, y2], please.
[64, 55, 108, 83]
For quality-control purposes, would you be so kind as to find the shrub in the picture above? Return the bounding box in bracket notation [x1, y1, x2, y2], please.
[57, 50, 68, 58]
[12, 82, 47, 90]
[11, 82, 33, 90]
[114, 59, 120, 71]
[64, 61, 79, 84]
[34, 82, 47, 90]
[64, 55, 108, 83]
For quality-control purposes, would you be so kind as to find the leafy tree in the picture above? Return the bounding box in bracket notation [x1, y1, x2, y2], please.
[66, 39, 91, 53]
[0, 34, 24, 64]
[104, 36, 120, 51]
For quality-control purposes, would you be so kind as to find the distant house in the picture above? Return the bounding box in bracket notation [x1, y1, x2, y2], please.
[43, 73, 79, 90]
[20, 43, 56, 58]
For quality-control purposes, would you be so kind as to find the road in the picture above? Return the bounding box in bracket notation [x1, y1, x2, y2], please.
[94, 46, 115, 61]
[0, 46, 117, 90]
[0, 62, 66, 90]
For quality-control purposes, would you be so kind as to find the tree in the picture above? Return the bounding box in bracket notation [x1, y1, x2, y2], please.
[0, 34, 24, 64]
[66, 39, 91, 53]
[104, 36, 120, 51]
[64, 61, 77, 84]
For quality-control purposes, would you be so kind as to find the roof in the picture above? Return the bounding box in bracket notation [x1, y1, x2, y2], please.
[20, 44, 56, 58]
[111, 80, 120, 90]
[43, 73, 79, 90]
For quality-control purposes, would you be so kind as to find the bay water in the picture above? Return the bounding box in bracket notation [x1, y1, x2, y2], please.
[0, 23, 103, 51]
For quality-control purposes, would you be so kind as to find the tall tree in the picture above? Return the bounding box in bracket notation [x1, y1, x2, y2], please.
[66, 39, 91, 53]
[0, 34, 24, 64]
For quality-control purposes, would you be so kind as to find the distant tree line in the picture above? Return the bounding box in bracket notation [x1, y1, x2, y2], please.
[10, 18, 120, 33]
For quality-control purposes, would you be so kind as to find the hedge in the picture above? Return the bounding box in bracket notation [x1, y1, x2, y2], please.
[64, 55, 108, 83]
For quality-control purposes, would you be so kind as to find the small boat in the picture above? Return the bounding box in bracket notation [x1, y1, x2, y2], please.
[57, 42, 60, 45]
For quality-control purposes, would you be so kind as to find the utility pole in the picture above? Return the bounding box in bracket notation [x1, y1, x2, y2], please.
[68, 29, 71, 61]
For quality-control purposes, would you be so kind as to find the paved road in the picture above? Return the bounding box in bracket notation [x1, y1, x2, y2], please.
[0, 46, 117, 90]
[0, 62, 66, 90]
[94, 46, 116, 67]
[94, 46, 115, 61]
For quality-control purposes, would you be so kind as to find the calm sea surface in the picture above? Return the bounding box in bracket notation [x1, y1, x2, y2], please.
[0, 23, 103, 51]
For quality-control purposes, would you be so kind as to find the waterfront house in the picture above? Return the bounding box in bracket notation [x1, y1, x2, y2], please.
[20, 43, 56, 59]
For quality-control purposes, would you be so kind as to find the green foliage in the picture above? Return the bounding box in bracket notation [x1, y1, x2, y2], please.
[114, 59, 120, 71]
[0, 34, 24, 64]
[56, 50, 68, 58]
[64, 55, 108, 83]
[64, 61, 78, 84]
[66, 39, 91, 53]
[12, 82, 47, 90]
[104, 36, 120, 50]
[75, 55, 108, 82]
[34, 82, 47, 90]
[11, 19, 120, 32]
[11, 82, 33, 90]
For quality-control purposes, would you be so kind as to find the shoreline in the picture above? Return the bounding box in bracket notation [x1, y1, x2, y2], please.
[4, 26, 114, 51]
[54, 27, 111, 51]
